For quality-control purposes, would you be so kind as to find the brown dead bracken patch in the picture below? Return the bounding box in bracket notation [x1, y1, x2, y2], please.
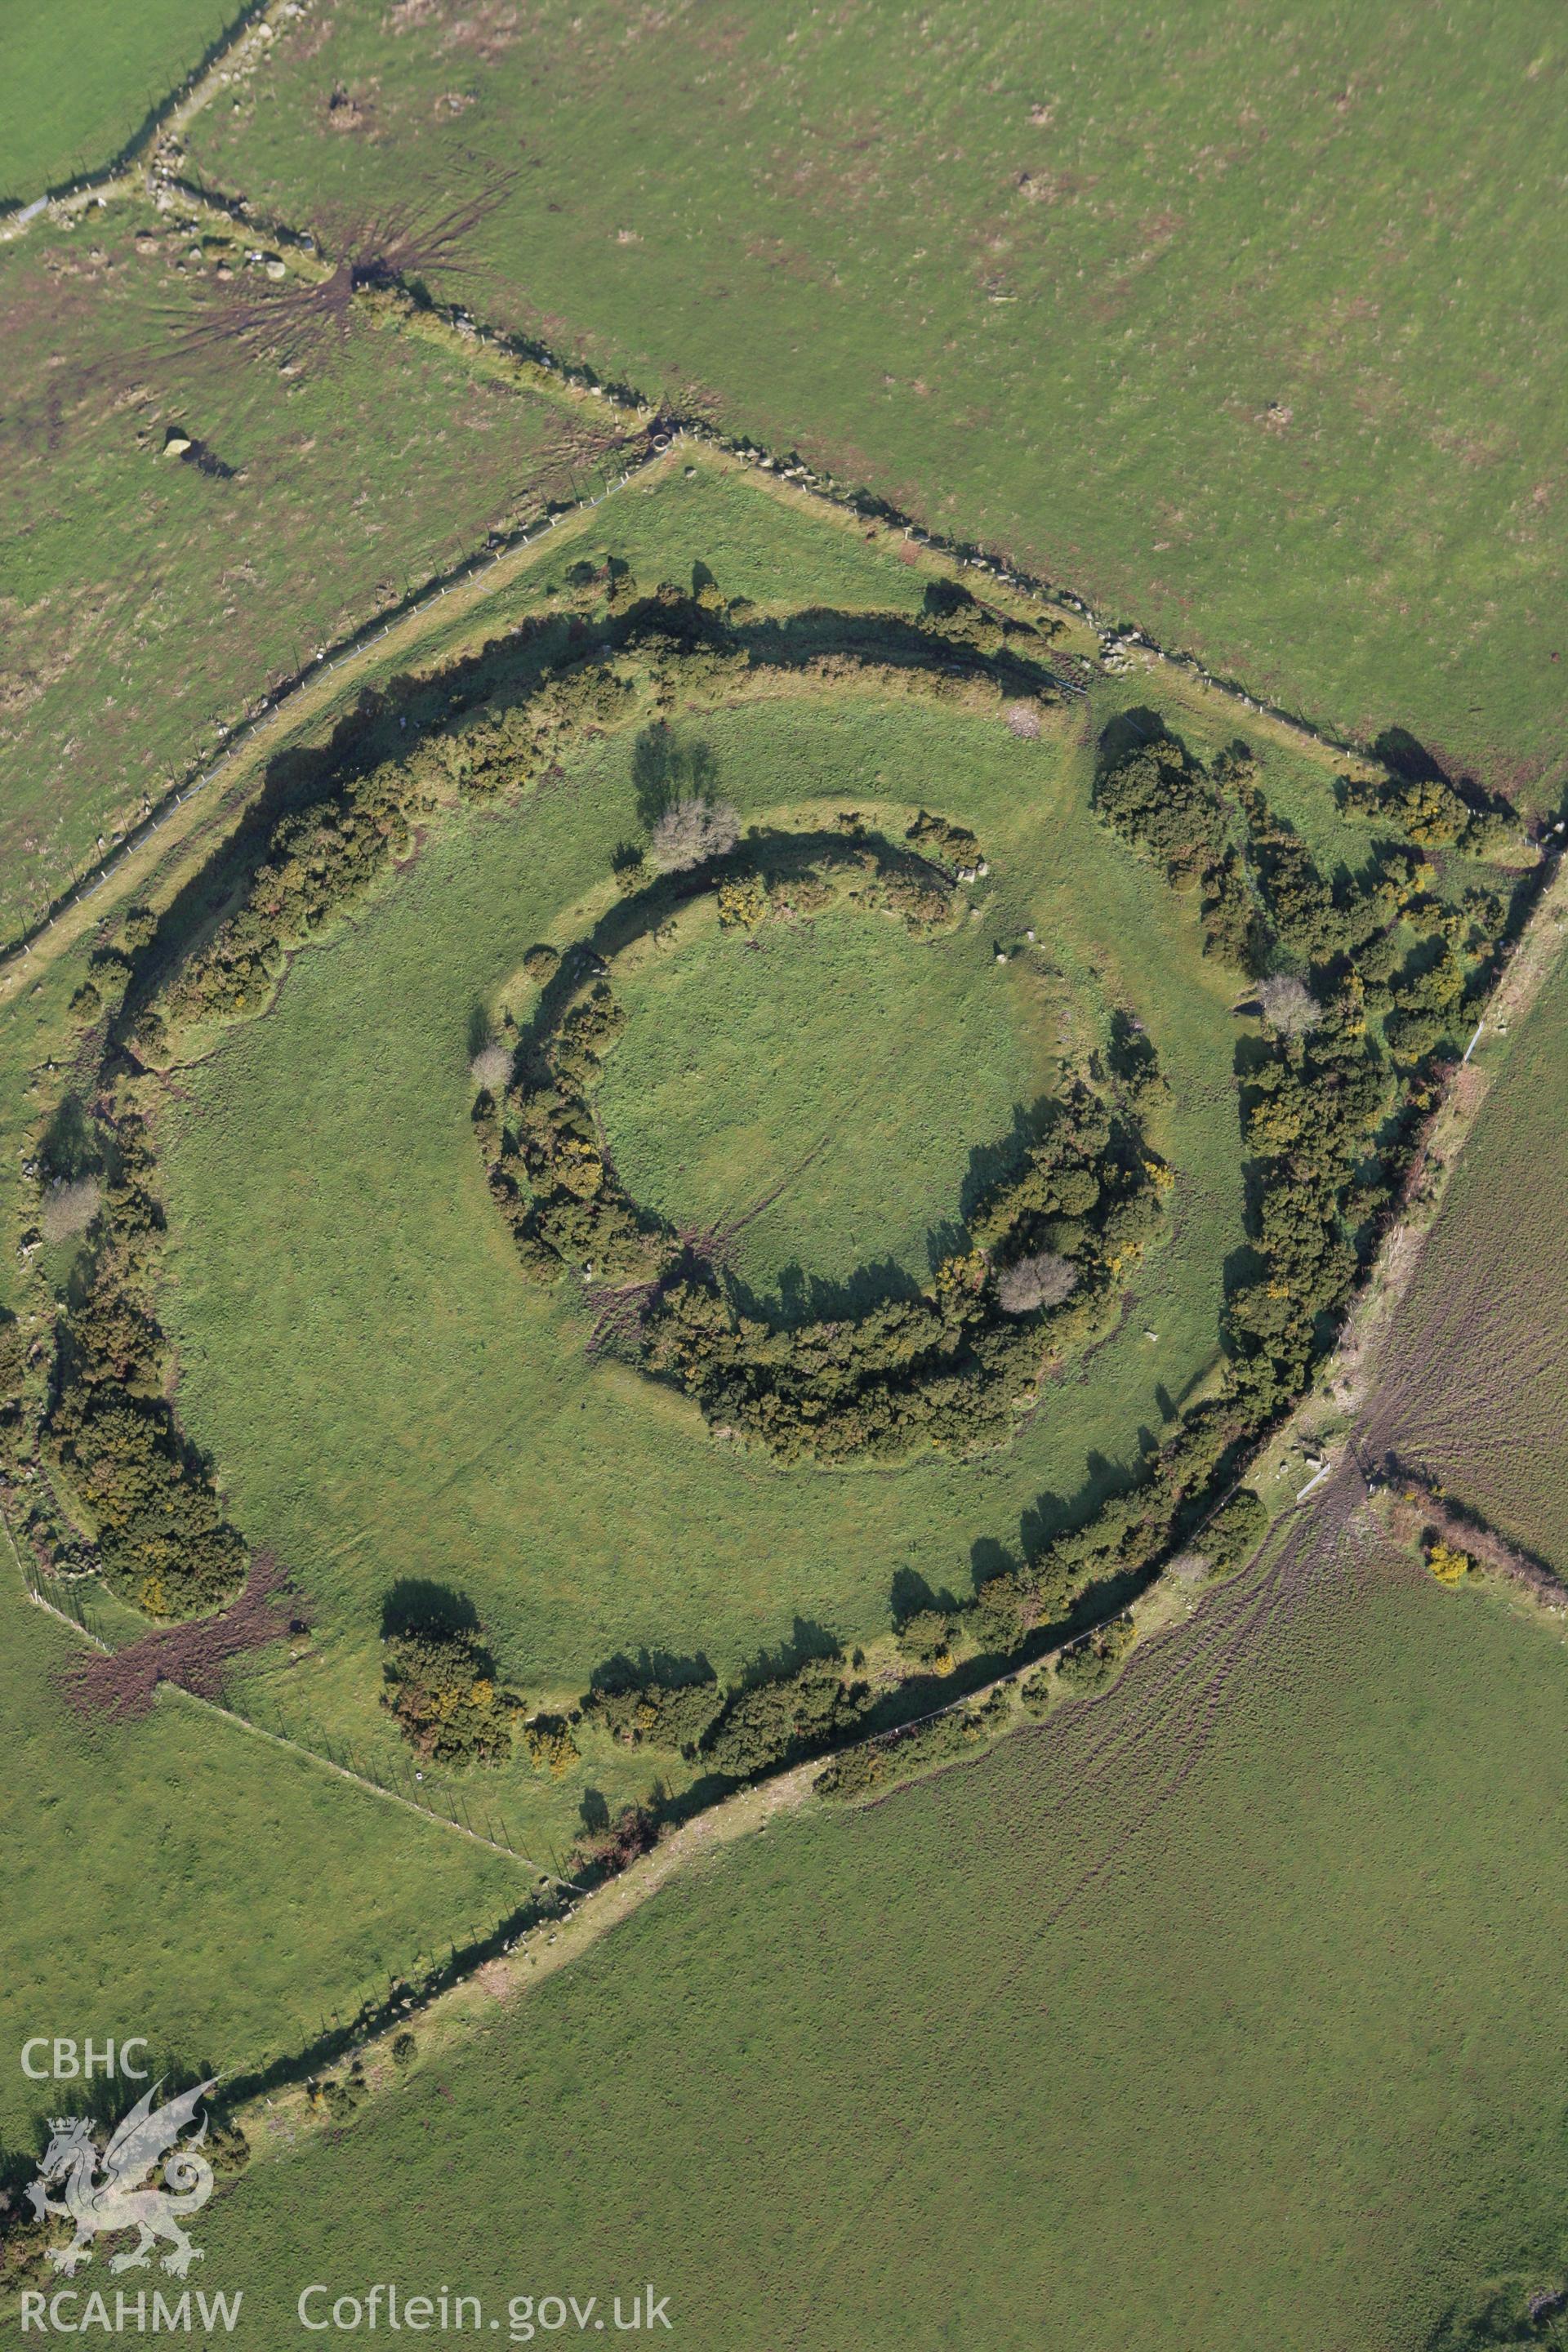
[60, 1553, 303, 1721]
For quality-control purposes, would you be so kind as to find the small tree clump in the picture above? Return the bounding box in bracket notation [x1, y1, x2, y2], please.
[40, 1178, 102, 1247]
[1258, 973, 1320, 1037]
[896, 1608, 956, 1673]
[996, 1250, 1079, 1314]
[391, 2031, 417, 2068]
[648, 797, 742, 873]
[470, 1040, 514, 1094]
[523, 944, 561, 986]
[381, 1618, 520, 1766]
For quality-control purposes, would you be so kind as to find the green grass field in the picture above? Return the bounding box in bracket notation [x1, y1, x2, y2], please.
[185, 0, 1568, 804]
[595, 890, 1056, 1298]
[0, 0, 238, 199]
[11, 19, 1568, 2346]
[188, 1540, 1568, 2350]
[0, 208, 622, 938]
[118, 448, 1454, 1852]
[0, 1558, 526, 2152]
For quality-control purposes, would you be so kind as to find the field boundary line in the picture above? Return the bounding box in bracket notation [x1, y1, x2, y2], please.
[167, 1683, 584, 1890]
[0, 1502, 583, 1890]
[6, 162, 1400, 961]
[0, 0, 310, 242]
[0, 432, 659, 989]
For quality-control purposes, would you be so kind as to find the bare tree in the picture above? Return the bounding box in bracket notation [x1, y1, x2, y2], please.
[648, 797, 742, 873]
[996, 1250, 1079, 1314]
[470, 1041, 514, 1093]
[1258, 974, 1319, 1036]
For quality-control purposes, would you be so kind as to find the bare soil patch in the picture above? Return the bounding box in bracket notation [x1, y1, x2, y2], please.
[60, 1551, 300, 1718]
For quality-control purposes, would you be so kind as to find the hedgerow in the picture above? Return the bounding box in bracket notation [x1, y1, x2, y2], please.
[41, 1111, 247, 1619]
[815, 1685, 1013, 1800]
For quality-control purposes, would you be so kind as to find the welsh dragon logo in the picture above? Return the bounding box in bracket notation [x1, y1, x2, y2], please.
[26, 2080, 217, 2278]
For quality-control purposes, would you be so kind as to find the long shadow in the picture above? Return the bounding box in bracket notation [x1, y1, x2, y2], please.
[110, 581, 1071, 1059]
[586, 1646, 715, 1695]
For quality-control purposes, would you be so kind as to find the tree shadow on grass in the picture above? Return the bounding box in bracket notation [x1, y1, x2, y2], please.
[380, 1579, 480, 1641]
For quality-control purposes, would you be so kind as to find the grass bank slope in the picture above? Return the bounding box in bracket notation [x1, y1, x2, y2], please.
[198, 1542, 1568, 2350]
[189, 0, 1568, 797]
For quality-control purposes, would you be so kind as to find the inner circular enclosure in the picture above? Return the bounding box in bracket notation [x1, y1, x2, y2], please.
[592, 892, 1060, 1298]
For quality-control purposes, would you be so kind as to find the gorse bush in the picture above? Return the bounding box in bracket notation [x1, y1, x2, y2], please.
[585, 1669, 724, 1757]
[895, 1608, 957, 1670]
[1054, 1610, 1136, 1694]
[381, 1615, 521, 1766]
[1341, 759, 1523, 859]
[41, 1111, 247, 1619]
[701, 1654, 872, 1780]
[523, 1714, 581, 1775]
[816, 1685, 1013, 1800]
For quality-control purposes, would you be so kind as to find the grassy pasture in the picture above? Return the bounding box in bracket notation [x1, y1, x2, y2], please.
[191, 1539, 1568, 2350]
[0, 0, 237, 201]
[0, 1559, 525, 2153]
[187, 0, 1568, 800]
[593, 870, 1062, 1299]
[1373, 945, 1568, 1580]
[0, 208, 622, 940]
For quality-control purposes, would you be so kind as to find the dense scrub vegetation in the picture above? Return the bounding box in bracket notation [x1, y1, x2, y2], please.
[139, 572, 1066, 1055]
[39, 1107, 247, 1619]
[381, 1612, 523, 1768]
[1094, 724, 1518, 1420]
[814, 1684, 1013, 1800]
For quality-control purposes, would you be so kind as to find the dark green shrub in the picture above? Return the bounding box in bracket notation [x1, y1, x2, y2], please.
[1203, 1488, 1268, 1575]
[702, 1655, 871, 1779]
[381, 1619, 520, 1766]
